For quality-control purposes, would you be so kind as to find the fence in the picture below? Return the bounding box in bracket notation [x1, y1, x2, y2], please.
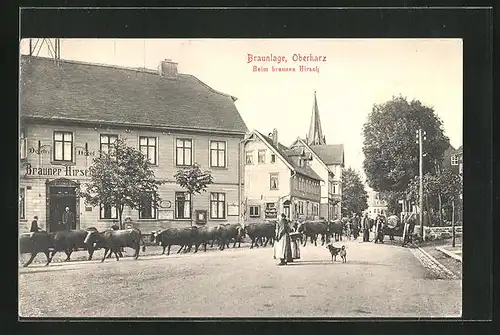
[412, 225, 463, 241]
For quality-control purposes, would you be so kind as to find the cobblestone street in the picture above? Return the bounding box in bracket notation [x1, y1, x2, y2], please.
[19, 239, 462, 318]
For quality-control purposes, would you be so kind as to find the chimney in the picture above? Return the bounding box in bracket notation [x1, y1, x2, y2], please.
[158, 59, 178, 78]
[272, 128, 278, 146]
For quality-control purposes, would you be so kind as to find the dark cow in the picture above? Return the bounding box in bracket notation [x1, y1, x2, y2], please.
[244, 222, 275, 248]
[48, 229, 97, 263]
[194, 225, 223, 252]
[298, 220, 329, 246]
[85, 228, 146, 262]
[19, 232, 52, 267]
[218, 223, 245, 250]
[328, 219, 345, 242]
[150, 227, 199, 256]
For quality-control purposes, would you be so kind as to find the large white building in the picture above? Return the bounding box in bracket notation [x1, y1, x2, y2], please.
[290, 92, 344, 220]
[366, 188, 388, 219]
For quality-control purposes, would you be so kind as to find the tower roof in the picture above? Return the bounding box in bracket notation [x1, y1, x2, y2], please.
[306, 91, 326, 146]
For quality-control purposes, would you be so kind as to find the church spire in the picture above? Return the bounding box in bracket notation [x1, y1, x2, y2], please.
[307, 90, 326, 146]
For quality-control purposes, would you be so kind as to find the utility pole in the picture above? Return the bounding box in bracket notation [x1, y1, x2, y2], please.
[416, 128, 426, 240]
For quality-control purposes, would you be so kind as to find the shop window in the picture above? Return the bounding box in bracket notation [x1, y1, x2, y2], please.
[19, 188, 25, 220]
[270, 173, 279, 190]
[100, 134, 118, 156]
[245, 151, 254, 165]
[210, 141, 226, 168]
[139, 136, 157, 165]
[100, 203, 118, 219]
[138, 194, 156, 219]
[176, 139, 192, 166]
[53, 131, 73, 162]
[249, 205, 260, 218]
[175, 192, 191, 219]
[210, 193, 226, 219]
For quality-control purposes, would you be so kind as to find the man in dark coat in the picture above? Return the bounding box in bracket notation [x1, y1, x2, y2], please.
[30, 216, 41, 232]
[362, 213, 370, 242]
[62, 207, 75, 230]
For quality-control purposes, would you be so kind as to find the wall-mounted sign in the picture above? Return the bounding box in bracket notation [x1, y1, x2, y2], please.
[28, 147, 50, 155]
[77, 150, 96, 157]
[85, 206, 93, 212]
[228, 203, 239, 216]
[264, 202, 277, 219]
[195, 210, 207, 225]
[159, 200, 172, 208]
[24, 163, 91, 177]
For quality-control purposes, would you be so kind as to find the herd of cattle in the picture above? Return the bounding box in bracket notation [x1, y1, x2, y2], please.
[19, 219, 403, 268]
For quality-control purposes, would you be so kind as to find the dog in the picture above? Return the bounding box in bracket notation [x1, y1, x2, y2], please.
[326, 244, 342, 262]
[340, 245, 347, 263]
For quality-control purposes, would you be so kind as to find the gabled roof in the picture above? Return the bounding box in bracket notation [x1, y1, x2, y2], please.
[20, 55, 248, 134]
[309, 144, 345, 166]
[248, 130, 323, 182]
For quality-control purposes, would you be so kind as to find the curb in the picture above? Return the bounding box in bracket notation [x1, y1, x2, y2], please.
[416, 247, 458, 280]
[436, 246, 462, 263]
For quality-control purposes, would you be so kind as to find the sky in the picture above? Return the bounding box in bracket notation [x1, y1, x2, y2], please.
[19, 38, 463, 182]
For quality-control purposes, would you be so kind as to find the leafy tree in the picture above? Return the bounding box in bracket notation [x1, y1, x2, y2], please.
[341, 168, 368, 217]
[362, 95, 450, 193]
[79, 138, 165, 229]
[174, 163, 214, 226]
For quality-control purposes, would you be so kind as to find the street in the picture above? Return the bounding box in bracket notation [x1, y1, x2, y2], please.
[19, 239, 461, 318]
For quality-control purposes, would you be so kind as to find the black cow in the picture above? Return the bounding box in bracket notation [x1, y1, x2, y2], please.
[85, 228, 146, 262]
[328, 220, 345, 242]
[150, 227, 199, 256]
[244, 222, 275, 248]
[48, 229, 97, 263]
[19, 232, 52, 267]
[218, 223, 245, 250]
[193, 225, 223, 252]
[298, 221, 329, 246]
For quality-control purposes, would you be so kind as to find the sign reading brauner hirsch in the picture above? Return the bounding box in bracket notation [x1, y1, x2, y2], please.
[18, 36, 465, 319]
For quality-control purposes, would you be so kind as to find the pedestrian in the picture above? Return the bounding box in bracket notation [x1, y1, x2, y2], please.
[288, 219, 301, 261]
[387, 213, 398, 241]
[374, 215, 385, 243]
[362, 212, 370, 242]
[30, 216, 41, 233]
[352, 213, 360, 239]
[274, 213, 292, 266]
[62, 206, 74, 230]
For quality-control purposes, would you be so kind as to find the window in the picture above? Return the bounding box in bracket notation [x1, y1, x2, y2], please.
[245, 151, 254, 165]
[270, 154, 276, 163]
[333, 184, 338, 194]
[175, 139, 192, 166]
[100, 204, 118, 219]
[19, 188, 25, 219]
[210, 141, 226, 168]
[53, 131, 73, 162]
[139, 194, 156, 219]
[451, 156, 458, 166]
[100, 134, 118, 156]
[139, 136, 157, 164]
[258, 150, 266, 164]
[249, 205, 260, 218]
[20, 132, 27, 159]
[210, 193, 226, 219]
[299, 201, 304, 214]
[270, 173, 279, 190]
[175, 192, 191, 219]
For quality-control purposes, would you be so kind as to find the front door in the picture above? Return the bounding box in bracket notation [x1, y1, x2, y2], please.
[49, 186, 77, 232]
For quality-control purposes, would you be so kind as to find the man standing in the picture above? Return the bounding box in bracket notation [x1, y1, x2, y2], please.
[30, 216, 41, 232]
[274, 213, 292, 266]
[387, 213, 399, 241]
[62, 206, 75, 230]
[362, 212, 370, 242]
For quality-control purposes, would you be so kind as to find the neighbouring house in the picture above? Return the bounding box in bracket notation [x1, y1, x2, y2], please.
[289, 92, 344, 220]
[442, 144, 463, 176]
[242, 129, 322, 223]
[19, 55, 248, 233]
[366, 188, 388, 219]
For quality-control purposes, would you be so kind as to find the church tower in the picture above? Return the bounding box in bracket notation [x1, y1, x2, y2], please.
[306, 91, 326, 146]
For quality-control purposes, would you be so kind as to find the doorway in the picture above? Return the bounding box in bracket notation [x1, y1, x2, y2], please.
[283, 200, 291, 219]
[46, 178, 80, 232]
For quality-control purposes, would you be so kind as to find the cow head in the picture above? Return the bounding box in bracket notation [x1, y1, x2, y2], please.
[236, 225, 246, 239]
[150, 230, 162, 245]
[84, 229, 98, 246]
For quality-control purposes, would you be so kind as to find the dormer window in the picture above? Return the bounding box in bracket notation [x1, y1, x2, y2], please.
[451, 156, 458, 166]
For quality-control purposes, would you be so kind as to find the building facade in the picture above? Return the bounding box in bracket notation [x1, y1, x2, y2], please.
[366, 189, 388, 219]
[289, 92, 344, 220]
[243, 129, 322, 223]
[19, 55, 247, 233]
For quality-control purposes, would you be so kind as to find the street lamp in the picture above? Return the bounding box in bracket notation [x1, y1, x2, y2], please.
[416, 129, 427, 240]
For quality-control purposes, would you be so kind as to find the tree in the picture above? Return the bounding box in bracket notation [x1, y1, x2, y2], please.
[79, 138, 165, 229]
[174, 163, 214, 226]
[362, 95, 450, 193]
[341, 168, 368, 217]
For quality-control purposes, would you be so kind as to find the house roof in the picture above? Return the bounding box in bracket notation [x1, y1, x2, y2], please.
[19, 55, 248, 134]
[309, 144, 345, 166]
[253, 130, 323, 181]
[455, 145, 463, 155]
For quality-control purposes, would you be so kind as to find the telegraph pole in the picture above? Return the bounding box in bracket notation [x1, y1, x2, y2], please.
[418, 128, 424, 239]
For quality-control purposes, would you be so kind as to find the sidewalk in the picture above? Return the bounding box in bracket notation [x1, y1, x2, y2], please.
[436, 244, 462, 262]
